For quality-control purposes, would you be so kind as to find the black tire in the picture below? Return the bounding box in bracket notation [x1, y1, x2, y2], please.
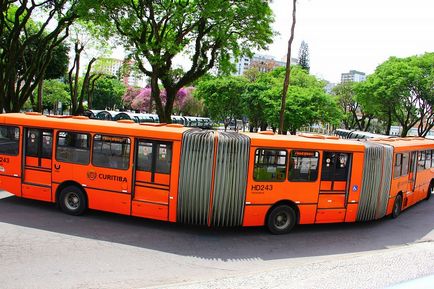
[59, 185, 87, 216]
[266, 205, 297, 234]
[391, 194, 402, 219]
[426, 183, 433, 201]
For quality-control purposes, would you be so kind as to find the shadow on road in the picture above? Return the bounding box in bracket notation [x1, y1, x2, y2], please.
[1, 193, 433, 261]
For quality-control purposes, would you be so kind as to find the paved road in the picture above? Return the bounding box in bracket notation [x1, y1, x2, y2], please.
[0, 190, 433, 289]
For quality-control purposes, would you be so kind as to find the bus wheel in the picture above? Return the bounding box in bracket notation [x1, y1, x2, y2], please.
[426, 184, 433, 201]
[266, 205, 296, 234]
[391, 194, 402, 219]
[59, 186, 87, 216]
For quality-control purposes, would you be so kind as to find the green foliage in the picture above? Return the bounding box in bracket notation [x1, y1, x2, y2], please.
[87, 0, 274, 122]
[196, 66, 342, 133]
[91, 76, 126, 110]
[297, 41, 310, 72]
[45, 42, 70, 80]
[355, 53, 434, 136]
[195, 76, 248, 128]
[42, 80, 70, 113]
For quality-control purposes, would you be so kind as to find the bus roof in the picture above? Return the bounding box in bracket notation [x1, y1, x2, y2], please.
[0, 113, 188, 141]
[369, 137, 434, 151]
[246, 132, 366, 152]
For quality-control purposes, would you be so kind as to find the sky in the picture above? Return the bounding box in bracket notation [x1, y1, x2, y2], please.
[267, 0, 434, 83]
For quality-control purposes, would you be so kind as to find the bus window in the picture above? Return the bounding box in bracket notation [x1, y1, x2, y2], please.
[401, 153, 409, 176]
[155, 143, 172, 174]
[26, 129, 52, 159]
[56, 131, 90, 164]
[431, 150, 434, 168]
[137, 140, 172, 174]
[92, 135, 130, 170]
[321, 152, 350, 181]
[0, 125, 20, 155]
[425, 150, 431, 169]
[254, 149, 287, 182]
[417, 151, 425, 171]
[288, 150, 319, 182]
[394, 153, 402, 178]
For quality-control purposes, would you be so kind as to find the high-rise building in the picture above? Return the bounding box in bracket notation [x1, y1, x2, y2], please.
[93, 58, 147, 87]
[232, 54, 298, 76]
[341, 70, 366, 83]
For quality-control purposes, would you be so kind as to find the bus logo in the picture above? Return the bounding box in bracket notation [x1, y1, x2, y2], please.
[87, 170, 97, 180]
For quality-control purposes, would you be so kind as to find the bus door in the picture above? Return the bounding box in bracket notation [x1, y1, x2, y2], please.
[132, 139, 172, 221]
[316, 152, 352, 223]
[406, 151, 418, 207]
[22, 128, 53, 201]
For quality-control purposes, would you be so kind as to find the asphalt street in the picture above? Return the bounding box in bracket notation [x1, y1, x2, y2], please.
[0, 190, 433, 289]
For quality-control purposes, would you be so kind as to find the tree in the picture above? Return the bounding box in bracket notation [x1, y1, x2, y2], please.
[333, 82, 373, 131]
[279, 0, 297, 134]
[91, 76, 126, 110]
[195, 76, 248, 131]
[0, 1, 82, 113]
[297, 40, 310, 72]
[356, 53, 434, 137]
[91, 0, 273, 123]
[42, 79, 70, 114]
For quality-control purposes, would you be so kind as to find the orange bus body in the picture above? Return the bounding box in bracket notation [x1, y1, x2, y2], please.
[0, 113, 433, 234]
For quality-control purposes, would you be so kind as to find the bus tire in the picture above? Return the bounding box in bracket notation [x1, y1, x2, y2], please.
[391, 194, 402, 219]
[426, 183, 433, 201]
[266, 205, 296, 234]
[59, 186, 87, 216]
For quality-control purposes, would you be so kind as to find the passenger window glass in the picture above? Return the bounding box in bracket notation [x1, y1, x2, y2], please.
[401, 153, 409, 176]
[394, 153, 402, 178]
[432, 150, 434, 168]
[137, 141, 172, 174]
[137, 141, 153, 171]
[288, 150, 319, 182]
[425, 150, 431, 169]
[321, 152, 351, 181]
[26, 129, 40, 157]
[92, 135, 130, 170]
[156, 143, 172, 174]
[42, 131, 53, 158]
[0, 125, 19, 155]
[417, 151, 425, 171]
[254, 149, 287, 181]
[56, 131, 90, 164]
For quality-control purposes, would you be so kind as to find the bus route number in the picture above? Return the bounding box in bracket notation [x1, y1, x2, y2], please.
[251, 184, 273, 192]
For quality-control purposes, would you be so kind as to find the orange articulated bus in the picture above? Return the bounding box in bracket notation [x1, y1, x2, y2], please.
[0, 113, 432, 234]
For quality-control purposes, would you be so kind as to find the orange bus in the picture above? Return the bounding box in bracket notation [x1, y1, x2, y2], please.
[0, 113, 432, 234]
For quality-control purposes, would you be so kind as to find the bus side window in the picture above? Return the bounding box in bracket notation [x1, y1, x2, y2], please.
[155, 143, 172, 174]
[417, 151, 425, 171]
[92, 135, 130, 170]
[321, 152, 350, 181]
[288, 150, 319, 182]
[56, 131, 90, 164]
[401, 153, 409, 176]
[137, 141, 172, 174]
[394, 153, 402, 178]
[0, 125, 19, 155]
[253, 149, 287, 182]
[425, 150, 431, 169]
[137, 141, 153, 171]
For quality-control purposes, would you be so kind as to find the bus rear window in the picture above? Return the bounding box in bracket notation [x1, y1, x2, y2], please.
[254, 149, 287, 182]
[56, 131, 90, 164]
[0, 125, 19, 155]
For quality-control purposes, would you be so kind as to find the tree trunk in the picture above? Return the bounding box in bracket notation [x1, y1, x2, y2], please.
[37, 79, 43, 113]
[385, 111, 392, 135]
[279, 0, 297, 134]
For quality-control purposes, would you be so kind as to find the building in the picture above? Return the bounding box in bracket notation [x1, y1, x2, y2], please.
[233, 54, 298, 76]
[94, 57, 147, 87]
[341, 70, 366, 83]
